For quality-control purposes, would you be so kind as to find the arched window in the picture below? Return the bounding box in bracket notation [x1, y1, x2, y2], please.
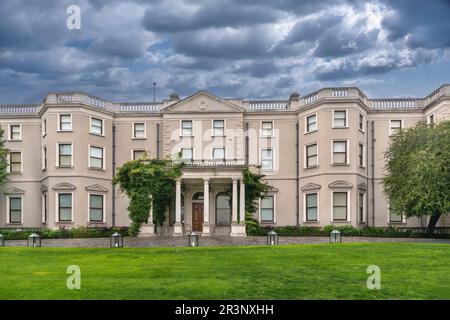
[192, 192, 204, 201]
[216, 192, 231, 226]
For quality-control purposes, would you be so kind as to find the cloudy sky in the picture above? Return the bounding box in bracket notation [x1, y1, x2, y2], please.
[1, 0, 449, 103]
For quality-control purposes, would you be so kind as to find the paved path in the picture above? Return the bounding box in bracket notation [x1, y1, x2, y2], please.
[4, 236, 450, 248]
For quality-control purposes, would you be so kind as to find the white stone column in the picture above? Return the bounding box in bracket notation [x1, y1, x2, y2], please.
[202, 178, 211, 236]
[239, 182, 245, 223]
[139, 195, 155, 237]
[232, 178, 238, 223]
[173, 178, 183, 236]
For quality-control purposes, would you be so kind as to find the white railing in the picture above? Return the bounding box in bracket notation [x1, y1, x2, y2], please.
[371, 99, 417, 109]
[56, 93, 73, 102]
[248, 100, 288, 110]
[88, 95, 106, 108]
[304, 93, 318, 104]
[120, 103, 161, 112]
[0, 104, 39, 114]
[174, 159, 246, 167]
[331, 89, 349, 97]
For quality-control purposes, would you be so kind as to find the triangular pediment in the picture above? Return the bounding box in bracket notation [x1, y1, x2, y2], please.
[301, 182, 321, 191]
[85, 184, 108, 192]
[328, 180, 353, 188]
[4, 187, 25, 194]
[52, 182, 76, 191]
[161, 91, 244, 113]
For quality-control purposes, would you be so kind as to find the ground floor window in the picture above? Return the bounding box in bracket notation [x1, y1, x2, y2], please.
[216, 192, 231, 226]
[9, 197, 22, 223]
[260, 196, 274, 222]
[305, 193, 318, 221]
[333, 192, 347, 221]
[358, 193, 365, 222]
[58, 193, 72, 222]
[389, 211, 403, 223]
[89, 194, 104, 222]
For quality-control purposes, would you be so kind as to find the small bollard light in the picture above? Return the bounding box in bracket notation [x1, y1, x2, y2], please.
[267, 231, 278, 246]
[330, 229, 342, 243]
[0, 234, 4, 247]
[110, 232, 123, 248]
[189, 232, 199, 247]
[27, 233, 41, 247]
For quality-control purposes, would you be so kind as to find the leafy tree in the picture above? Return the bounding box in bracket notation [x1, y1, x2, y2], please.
[243, 166, 270, 214]
[0, 128, 8, 186]
[384, 120, 450, 234]
[113, 155, 183, 236]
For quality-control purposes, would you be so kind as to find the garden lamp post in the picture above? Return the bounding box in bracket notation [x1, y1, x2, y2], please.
[330, 230, 342, 243]
[267, 231, 278, 246]
[189, 232, 199, 247]
[28, 233, 41, 247]
[0, 234, 4, 247]
[111, 232, 123, 248]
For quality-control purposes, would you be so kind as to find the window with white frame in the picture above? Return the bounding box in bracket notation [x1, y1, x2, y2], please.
[358, 192, 365, 223]
[306, 143, 318, 168]
[42, 193, 47, 224]
[89, 146, 104, 169]
[181, 120, 193, 136]
[359, 114, 364, 131]
[213, 120, 225, 136]
[8, 152, 22, 173]
[212, 148, 225, 160]
[261, 149, 273, 170]
[358, 143, 364, 167]
[133, 149, 146, 160]
[333, 110, 347, 128]
[8, 196, 22, 223]
[42, 119, 47, 136]
[305, 193, 318, 221]
[58, 193, 72, 222]
[58, 143, 72, 167]
[9, 124, 21, 140]
[42, 146, 47, 170]
[333, 192, 348, 220]
[89, 194, 104, 222]
[133, 123, 146, 139]
[90, 117, 103, 135]
[261, 121, 273, 137]
[260, 196, 274, 222]
[181, 148, 193, 161]
[389, 120, 402, 135]
[59, 114, 72, 131]
[332, 141, 347, 164]
[306, 114, 317, 132]
[389, 205, 403, 223]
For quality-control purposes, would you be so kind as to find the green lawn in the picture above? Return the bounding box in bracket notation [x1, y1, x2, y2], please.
[0, 243, 449, 300]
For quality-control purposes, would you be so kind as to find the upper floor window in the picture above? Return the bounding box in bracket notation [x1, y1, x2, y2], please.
[8, 152, 22, 173]
[132, 149, 146, 160]
[59, 114, 72, 131]
[359, 192, 365, 223]
[90, 117, 103, 135]
[260, 196, 274, 222]
[306, 114, 317, 133]
[9, 124, 21, 140]
[89, 146, 104, 170]
[213, 120, 225, 136]
[305, 193, 318, 222]
[57, 143, 72, 167]
[261, 121, 274, 137]
[42, 146, 47, 170]
[389, 120, 402, 136]
[332, 141, 348, 164]
[181, 120, 193, 136]
[8, 196, 22, 224]
[181, 148, 193, 161]
[359, 114, 364, 131]
[212, 148, 225, 160]
[261, 149, 273, 170]
[333, 110, 347, 128]
[42, 119, 47, 136]
[305, 143, 318, 168]
[133, 123, 146, 139]
[89, 194, 104, 223]
[332, 192, 348, 221]
[58, 193, 72, 222]
[359, 143, 365, 167]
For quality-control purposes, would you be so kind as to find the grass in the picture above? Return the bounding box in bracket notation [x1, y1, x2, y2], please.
[0, 243, 449, 300]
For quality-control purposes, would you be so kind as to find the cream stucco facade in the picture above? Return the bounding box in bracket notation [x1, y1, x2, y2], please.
[1, 85, 450, 236]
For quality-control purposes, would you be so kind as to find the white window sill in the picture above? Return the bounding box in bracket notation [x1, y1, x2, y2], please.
[332, 126, 349, 129]
[57, 130, 73, 133]
[7, 140, 22, 142]
[304, 130, 318, 135]
[90, 132, 105, 137]
[132, 137, 147, 140]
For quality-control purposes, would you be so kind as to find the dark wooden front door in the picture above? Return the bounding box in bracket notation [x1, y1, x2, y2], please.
[192, 203, 204, 232]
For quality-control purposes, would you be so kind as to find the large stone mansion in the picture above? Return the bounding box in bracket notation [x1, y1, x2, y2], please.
[1, 84, 449, 236]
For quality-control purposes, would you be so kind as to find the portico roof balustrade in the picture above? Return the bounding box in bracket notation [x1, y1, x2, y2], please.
[174, 159, 246, 168]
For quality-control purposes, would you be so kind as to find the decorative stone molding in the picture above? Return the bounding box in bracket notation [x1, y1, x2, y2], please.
[52, 182, 76, 191]
[85, 184, 108, 193]
[328, 180, 353, 189]
[4, 187, 25, 194]
[40, 185, 48, 192]
[358, 182, 367, 191]
[301, 182, 321, 191]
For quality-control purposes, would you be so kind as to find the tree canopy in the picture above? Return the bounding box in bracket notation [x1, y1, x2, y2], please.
[113, 156, 183, 236]
[384, 120, 450, 233]
[0, 128, 8, 186]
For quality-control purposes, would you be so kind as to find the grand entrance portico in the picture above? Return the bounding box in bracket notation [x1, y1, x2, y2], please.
[173, 169, 247, 237]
